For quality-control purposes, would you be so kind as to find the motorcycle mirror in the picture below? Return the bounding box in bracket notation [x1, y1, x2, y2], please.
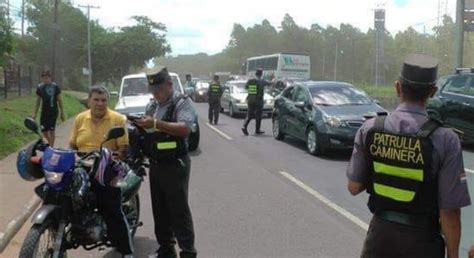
[104, 127, 125, 142]
[24, 117, 40, 135]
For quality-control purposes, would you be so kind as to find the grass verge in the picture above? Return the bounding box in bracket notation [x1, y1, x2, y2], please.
[0, 91, 87, 159]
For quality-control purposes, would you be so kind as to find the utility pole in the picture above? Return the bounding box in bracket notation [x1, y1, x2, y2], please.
[6, 0, 9, 19]
[79, 4, 100, 87]
[51, 0, 59, 80]
[21, 0, 25, 36]
[334, 42, 338, 81]
[455, 0, 465, 68]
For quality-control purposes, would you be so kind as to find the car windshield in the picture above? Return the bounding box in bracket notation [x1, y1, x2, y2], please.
[122, 78, 149, 96]
[309, 86, 373, 106]
[231, 83, 247, 94]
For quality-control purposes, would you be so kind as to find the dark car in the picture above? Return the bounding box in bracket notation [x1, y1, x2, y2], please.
[427, 69, 474, 144]
[272, 81, 387, 156]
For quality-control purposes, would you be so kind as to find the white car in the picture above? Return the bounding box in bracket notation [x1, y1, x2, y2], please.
[114, 72, 200, 151]
[221, 80, 274, 118]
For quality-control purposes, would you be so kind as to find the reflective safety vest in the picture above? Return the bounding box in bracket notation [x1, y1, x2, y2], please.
[248, 84, 258, 95]
[144, 95, 188, 160]
[365, 116, 441, 215]
[209, 83, 221, 97]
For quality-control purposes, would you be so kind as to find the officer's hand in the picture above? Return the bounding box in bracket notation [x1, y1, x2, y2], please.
[469, 244, 474, 258]
[135, 115, 155, 129]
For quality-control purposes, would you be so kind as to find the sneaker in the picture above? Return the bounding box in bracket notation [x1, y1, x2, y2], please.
[241, 127, 249, 136]
[255, 130, 265, 135]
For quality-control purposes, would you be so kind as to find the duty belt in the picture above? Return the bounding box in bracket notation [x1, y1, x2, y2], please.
[375, 210, 439, 230]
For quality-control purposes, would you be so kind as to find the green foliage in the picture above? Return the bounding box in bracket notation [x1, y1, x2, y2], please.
[0, 3, 14, 65]
[14, 2, 170, 90]
[157, 14, 460, 86]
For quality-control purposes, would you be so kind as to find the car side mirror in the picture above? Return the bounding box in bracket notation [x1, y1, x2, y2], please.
[373, 99, 381, 105]
[104, 127, 125, 142]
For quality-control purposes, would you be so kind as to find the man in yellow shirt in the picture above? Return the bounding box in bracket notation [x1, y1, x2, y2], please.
[69, 86, 133, 257]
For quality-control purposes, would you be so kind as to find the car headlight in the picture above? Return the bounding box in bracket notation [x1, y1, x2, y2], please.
[44, 171, 64, 185]
[324, 115, 343, 127]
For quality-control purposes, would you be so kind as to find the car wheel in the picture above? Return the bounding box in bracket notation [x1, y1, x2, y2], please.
[229, 103, 236, 118]
[273, 116, 285, 140]
[306, 126, 323, 156]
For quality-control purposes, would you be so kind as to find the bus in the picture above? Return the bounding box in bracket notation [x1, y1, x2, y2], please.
[246, 53, 311, 80]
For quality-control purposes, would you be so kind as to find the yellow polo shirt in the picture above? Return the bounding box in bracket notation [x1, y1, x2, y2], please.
[69, 108, 129, 152]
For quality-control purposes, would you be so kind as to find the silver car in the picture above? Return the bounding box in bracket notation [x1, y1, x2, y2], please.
[220, 80, 274, 118]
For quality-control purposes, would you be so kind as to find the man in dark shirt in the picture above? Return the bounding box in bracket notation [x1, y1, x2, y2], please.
[242, 68, 270, 135]
[32, 70, 65, 147]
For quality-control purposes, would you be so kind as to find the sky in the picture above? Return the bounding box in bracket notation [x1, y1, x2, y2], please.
[8, 0, 456, 56]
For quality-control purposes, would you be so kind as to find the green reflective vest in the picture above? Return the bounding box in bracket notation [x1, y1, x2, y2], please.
[248, 84, 258, 95]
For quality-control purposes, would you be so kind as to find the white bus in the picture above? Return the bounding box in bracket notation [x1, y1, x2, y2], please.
[246, 53, 311, 80]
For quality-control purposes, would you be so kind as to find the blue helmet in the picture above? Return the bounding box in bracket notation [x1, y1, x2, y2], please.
[17, 142, 44, 181]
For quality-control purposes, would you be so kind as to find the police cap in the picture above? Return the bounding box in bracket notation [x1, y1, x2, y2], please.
[400, 54, 438, 87]
[145, 66, 171, 86]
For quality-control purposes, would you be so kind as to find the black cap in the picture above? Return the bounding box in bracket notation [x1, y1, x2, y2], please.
[145, 66, 171, 86]
[256, 68, 263, 77]
[400, 54, 438, 87]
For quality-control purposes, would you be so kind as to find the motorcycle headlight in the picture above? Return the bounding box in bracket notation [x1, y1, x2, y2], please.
[266, 99, 274, 105]
[44, 171, 64, 185]
[324, 116, 343, 128]
[198, 90, 204, 95]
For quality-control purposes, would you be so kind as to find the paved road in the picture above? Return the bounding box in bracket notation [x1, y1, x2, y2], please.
[4, 102, 473, 257]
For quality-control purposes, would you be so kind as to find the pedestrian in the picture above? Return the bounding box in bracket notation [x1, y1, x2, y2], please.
[135, 67, 197, 258]
[346, 54, 471, 258]
[32, 70, 65, 147]
[242, 68, 270, 135]
[69, 86, 134, 257]
[207, 74, 223, 125]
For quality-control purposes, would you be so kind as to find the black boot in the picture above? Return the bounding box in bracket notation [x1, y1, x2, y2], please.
[241, 127, 248, 136]
[180, 251, 197, 258]
[156, 245, 177, 258]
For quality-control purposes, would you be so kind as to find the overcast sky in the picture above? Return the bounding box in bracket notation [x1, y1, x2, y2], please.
[9, 0, 456, 56]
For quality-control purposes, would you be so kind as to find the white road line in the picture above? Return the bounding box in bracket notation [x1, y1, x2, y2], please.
[466, 169, 474, 174]
[205, 122, 233, 140]
[280, 171, 369, 231]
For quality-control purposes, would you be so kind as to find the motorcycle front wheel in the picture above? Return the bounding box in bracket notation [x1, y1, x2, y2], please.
[19, 219, 67, 258]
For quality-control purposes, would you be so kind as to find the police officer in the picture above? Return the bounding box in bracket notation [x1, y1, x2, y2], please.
[346, 54, 471, 258]
[242, 68, 270, 135]
[135, 67, 197, 258]
[207, 75, 223, 125]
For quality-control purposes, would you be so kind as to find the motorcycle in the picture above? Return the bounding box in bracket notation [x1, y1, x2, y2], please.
[17, 118, 147, 258]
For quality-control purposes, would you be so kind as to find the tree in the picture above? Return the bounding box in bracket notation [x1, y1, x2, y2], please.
[0, 3, 14, 65]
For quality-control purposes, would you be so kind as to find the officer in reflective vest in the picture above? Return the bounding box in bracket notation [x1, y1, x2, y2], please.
[242, 68, 270, 135]
[346, 54, 471, 258]
[135, 67, 197, 258]
[207, 74, 223, 125]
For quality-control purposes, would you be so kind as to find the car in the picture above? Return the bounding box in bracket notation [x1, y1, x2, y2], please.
[220, 80, 274, 118]
[427, 68, 474, 144]
[114, 72, 200, 151]
[272, 81, 387, 156]
[190, 81, 210, 102]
